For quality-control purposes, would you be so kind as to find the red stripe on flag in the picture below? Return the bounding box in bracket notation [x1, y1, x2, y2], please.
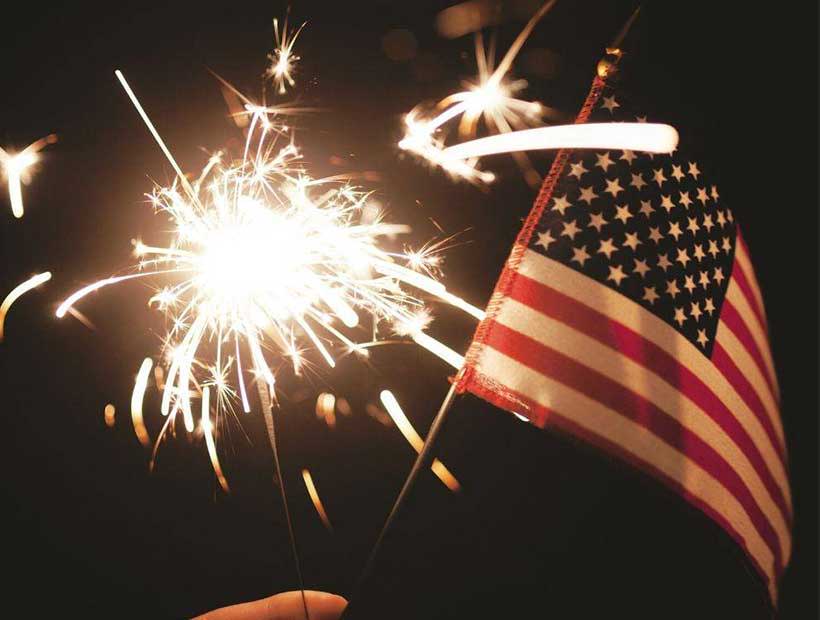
[481, 321, 785, 574]
[508, 271, 788, 471]
[710, 340, 786, 457]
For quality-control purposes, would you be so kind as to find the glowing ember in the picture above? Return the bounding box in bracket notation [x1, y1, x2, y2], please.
[302, 469, 333, 530]
[267, 14, 306, 95]
[0, 134, 57, 218]
[104, 403, 116, 428]
[315, 392, 337, 427]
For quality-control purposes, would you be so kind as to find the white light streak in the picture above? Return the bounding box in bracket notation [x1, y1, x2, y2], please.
[443, 122, 679, 160]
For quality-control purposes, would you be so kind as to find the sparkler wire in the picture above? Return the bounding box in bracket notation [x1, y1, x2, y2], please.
[257, 381, 310, 620]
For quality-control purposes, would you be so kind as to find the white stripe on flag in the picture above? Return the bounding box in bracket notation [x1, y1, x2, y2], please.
[493, 297, 791, 561]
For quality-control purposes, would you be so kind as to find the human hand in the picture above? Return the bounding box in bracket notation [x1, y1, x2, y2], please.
[192, 590, 347, 620]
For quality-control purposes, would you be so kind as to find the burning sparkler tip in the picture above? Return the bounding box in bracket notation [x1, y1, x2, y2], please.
[63, 38, 485, 494]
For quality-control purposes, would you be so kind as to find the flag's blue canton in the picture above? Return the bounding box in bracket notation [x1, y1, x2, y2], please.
[528, 86, 737, 355]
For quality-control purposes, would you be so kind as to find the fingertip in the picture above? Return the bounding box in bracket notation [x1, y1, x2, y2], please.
[265, 590, 347, 620]
[191, 590, 348, 620]
[309, 591, 348, 618]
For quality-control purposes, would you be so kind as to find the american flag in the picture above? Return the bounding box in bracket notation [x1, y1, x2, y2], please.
[455, 73, 791, 602]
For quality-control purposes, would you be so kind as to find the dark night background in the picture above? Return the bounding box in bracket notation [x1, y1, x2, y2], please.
[0, 1, 816, 618]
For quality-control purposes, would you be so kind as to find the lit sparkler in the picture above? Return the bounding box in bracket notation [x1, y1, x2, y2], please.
[399, 1, 678, 185]
[55, 70, 483, 489]
[399, 1, 557, 185]
[0, 134, 57, 218]
[267, 14, 306, 94]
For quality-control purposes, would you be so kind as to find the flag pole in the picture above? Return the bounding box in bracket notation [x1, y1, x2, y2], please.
[341, 381, 460, 619]
[597, 4, 641, 79]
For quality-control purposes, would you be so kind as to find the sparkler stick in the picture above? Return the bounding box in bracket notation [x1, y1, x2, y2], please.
[257, 380, 310, 620]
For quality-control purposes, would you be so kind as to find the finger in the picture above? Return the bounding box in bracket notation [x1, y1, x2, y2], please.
[193, 590, 348, 620]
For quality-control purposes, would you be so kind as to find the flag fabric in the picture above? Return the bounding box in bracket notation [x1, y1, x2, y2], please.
[454, 71, 791, 602]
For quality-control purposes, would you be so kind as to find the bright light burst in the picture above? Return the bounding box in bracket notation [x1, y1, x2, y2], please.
[399, 0, 557, 185]
[267, 14, 306, 94]
[55, 71, 483, 473]
[0, 134, 57, 218]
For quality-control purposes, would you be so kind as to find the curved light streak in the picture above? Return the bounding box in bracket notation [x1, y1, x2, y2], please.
[0, 271, 52, 341]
